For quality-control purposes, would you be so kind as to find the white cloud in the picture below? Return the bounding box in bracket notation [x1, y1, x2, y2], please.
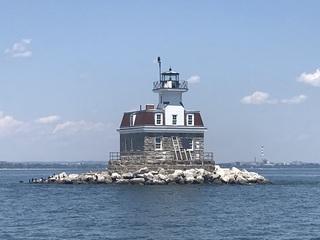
[241, 91, 275, 104]
[53, 120, 105, 134]
[5, 39, 32, 58]
[35, 115, 61, 124]
[281, 95, 307, 104]
[186, 75, 201, 84]
[0, 111, 115, 161]
[241, 91, 307, 105]
[298, 68, 320, 87]
[0, 112, 25, 137]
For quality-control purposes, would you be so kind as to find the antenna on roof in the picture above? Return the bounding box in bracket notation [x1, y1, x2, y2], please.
[157, 56, 161, 81]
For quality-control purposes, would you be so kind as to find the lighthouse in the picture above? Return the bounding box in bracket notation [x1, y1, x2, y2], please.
[108, 58, 214, 172]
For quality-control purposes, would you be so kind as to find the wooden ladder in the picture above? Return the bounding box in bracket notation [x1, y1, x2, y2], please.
[182, 147, 189, 161]
[186, 149, 193, 162]
[172, 136, 183, 160]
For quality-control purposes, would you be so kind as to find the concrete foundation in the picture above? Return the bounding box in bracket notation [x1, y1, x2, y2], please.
[108, 159, 215, 173]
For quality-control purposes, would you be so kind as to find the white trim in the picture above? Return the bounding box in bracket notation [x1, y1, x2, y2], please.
[130, 114, 136, 126]
[130, 138, 134, 151]
[187, 114, 194, 126]
[124, 138, 128, 151]
[118, 125, 207, 134]
[187, 138, 194, 151]
[155, 137, 162, 150]
[155, 113, 163, 125]
[172, 114, 177, 125]
[153, 88, 187, 93]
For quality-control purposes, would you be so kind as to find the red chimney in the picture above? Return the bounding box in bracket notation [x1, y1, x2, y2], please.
[146, 104, 154, 110]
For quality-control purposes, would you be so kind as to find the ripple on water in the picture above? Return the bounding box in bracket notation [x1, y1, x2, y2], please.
[1, 169, 320, 239]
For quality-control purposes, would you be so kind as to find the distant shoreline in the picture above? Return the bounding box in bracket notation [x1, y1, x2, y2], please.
[0, 161, 107, 170]
[219, 163, 320, 169]
[2, 164, 320, 170]
[0, 168, 105, 171]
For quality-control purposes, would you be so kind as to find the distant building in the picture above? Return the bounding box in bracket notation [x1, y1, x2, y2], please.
[108, 59, 214, 172]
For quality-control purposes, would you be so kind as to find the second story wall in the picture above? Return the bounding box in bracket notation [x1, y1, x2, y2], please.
[119, 109, 205, 128]
[164, 105, 184, 126]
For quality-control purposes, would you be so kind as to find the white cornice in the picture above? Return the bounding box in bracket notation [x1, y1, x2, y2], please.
[117, 125, 207, 134]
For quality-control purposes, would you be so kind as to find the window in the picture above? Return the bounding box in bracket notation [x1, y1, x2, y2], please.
[130, 138, 134, 151]
[155, 113, 163, 125]
[188, 138, 193, 151]
[181, 137, 193, 151]
[124, 138, 128, 151]
[155, 137, 162, 150]
[130, 114, 136, 126]
[172, 115, 177, 125]
[187, 114, 194, 126]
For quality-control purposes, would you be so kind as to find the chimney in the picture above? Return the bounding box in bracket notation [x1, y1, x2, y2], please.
[146, 104, 154, 110]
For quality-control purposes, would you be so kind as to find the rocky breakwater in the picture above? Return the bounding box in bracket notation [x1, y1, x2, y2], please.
[31, 165, 270, 185]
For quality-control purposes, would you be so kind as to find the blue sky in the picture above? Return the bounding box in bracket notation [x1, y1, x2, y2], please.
[1, 1, 320, 163]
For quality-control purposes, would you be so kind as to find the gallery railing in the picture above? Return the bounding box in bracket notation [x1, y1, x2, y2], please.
[153, 80, 188, 91]
[109, 152, 121, 161]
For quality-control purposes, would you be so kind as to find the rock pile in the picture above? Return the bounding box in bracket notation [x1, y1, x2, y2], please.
[31, 165, 269, 185]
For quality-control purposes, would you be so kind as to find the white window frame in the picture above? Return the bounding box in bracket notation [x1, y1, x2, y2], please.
[124, 138, 128, 151]
[187, 138, 194, 151]
[155, 113, 163, 125]
[155, 137, 162, 150]
[187, 114, 194, 126]
[172, 115, 177, 125]
[130, 138, 134, 151]
[130, 114, 136, 126]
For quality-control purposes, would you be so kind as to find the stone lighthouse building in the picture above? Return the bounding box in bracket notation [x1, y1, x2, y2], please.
[108, 59, 214, 172]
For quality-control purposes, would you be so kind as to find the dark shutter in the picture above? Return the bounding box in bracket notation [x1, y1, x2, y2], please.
[181, 137, 190, 149]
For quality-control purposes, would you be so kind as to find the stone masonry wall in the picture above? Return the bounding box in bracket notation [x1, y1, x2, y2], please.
[119, 133, 205, 164]
[108, 132, 213, 173]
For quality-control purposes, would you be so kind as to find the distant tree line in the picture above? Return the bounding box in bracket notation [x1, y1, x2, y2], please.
[220, 162, 320, 168]
[0, 161, 107, 169]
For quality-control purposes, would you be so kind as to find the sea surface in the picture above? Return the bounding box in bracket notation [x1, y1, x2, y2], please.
[1, 168, 320, 240]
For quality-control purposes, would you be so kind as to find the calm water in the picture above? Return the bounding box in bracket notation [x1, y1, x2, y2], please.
[1, 168, 320, 240]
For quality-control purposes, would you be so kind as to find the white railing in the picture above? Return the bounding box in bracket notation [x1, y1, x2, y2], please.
[153, 80, 188, 90]
[109, 152, 121, 160]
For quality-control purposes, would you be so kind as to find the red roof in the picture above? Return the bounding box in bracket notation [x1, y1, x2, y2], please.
[194, 112, 204, 126]
[120, 111, 204, 128]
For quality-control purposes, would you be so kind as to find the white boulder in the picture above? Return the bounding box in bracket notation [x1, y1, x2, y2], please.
[130, 178, 145, 184]
[157, 173, 167, 181]
[194, 175, 204, 184]
[68, 174, 80, 181]
[111, 172, 122, 180]
[122, 172, 133, 179]
[95, 173, 107, 183]
[134, 167, 149, 175]
[34, 165, 269, 185]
